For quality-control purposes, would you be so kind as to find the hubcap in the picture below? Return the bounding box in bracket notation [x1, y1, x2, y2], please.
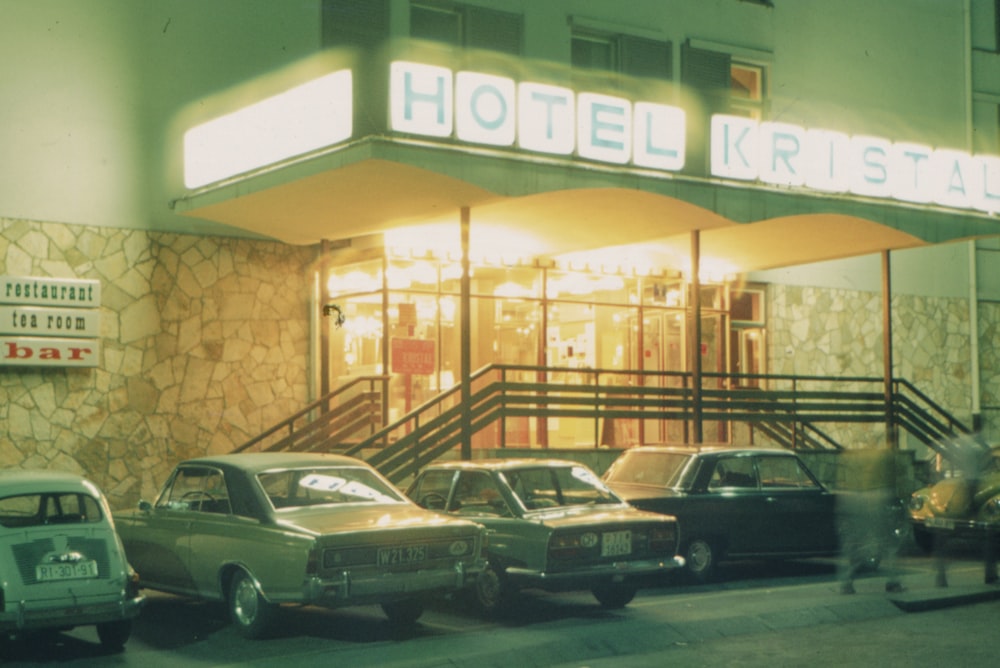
[233, 577, 259, 626]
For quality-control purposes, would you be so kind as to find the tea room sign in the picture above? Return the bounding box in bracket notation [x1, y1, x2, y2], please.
[0, 276, 101, 368]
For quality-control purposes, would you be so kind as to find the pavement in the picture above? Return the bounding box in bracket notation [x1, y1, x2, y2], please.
[418, 558, 1000, 668]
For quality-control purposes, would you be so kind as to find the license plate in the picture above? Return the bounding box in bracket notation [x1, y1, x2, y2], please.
[377, 545, 427, 566]
[36, 560, 99, 582]
[601, 530, 632, 557]
[926, 517, 956, 530]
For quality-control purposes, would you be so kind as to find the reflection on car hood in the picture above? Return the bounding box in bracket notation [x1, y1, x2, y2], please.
[525, 504, 673, 527]
[605, 481, 683, 502]
[273, 503, 476, 536]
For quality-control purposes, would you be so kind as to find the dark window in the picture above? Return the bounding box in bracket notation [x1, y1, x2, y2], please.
[411, 2, 522, 55]
[322, 0, 390, 49]
[572, 31, 672, 81]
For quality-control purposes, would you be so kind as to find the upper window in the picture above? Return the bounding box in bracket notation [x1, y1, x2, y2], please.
[411, 2, 522, 55]
[322, 0, 390, 48]
[571, 30, 673, 81]
[729, 62, 765, 119]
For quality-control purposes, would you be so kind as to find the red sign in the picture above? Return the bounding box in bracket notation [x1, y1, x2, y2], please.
[391, 338, 435, 375]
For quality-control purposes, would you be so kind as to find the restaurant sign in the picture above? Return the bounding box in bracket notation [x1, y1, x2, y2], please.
[0, 276, 101, 368]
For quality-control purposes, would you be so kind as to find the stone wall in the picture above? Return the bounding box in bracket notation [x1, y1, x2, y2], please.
[764, 283, 974, 453]
[979, 301, 1000, 443]
[1, 218, 315, 509]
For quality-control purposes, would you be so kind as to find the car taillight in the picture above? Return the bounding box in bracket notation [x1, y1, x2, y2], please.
[549, 532, 598, 560]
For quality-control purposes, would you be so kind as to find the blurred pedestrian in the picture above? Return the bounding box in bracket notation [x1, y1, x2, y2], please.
[838, 448, 904, 594]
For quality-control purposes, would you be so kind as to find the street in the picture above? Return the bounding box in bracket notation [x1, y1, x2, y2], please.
[2, 549, 997, 667]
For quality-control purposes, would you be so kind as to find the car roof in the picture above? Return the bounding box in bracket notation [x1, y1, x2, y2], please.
[180, 452, 374, 475]
[421, 458, 594, 472]
[0, 469, 101, 496]
[621, 445, 795, 458]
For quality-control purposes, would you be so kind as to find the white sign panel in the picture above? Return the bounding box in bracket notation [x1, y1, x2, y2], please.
[0, 337, 100, 368]
[1, 276, 100, 307]
[184, 69, 353, 188]
[0, 306, 100, 338]
[711, 114, 1000, 214]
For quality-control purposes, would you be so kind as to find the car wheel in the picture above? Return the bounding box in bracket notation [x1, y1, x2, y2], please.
[96, 620, 132, 651]
[381, 598, 425, 625]
[229, 570, 276, 639]
[474, 563, 515, 615]
[591, 582, 637, 609]
[684, 538, 717, 583]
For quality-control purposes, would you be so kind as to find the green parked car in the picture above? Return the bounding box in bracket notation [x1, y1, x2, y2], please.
[114, 452, 487, 638]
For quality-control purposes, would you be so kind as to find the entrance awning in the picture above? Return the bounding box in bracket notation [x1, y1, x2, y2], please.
[173, 138, 998, 271]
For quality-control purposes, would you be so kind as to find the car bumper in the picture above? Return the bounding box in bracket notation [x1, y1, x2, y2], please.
[506, 555, 686, 584]
[913, 517, 999, 535]
[0, 594, 145, 632]
[304, 558, 486, 605]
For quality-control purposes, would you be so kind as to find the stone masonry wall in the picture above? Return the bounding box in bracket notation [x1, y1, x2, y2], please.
[1, 218, 315, 510]
[764, 283, 974, 453]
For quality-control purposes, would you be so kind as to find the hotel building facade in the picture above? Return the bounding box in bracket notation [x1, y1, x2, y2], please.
[2, 0, 1000, 506]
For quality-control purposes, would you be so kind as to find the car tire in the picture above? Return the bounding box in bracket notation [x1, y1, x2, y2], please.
[474, 563, 515, 615]
[591, 581, 637, 609]
[96, 620, 132, 651]
[381, 598, 425, 625]
[684, 538, 718, 583]
[228, 570, 276, 639]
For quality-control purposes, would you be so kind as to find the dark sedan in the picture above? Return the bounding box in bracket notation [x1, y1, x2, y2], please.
[603, 446, 843, 581]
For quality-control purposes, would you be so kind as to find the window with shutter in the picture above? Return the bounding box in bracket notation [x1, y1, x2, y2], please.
[321, 0, 390, 49]
[410, 3, 522, 55]
[620, 35, 672, 81]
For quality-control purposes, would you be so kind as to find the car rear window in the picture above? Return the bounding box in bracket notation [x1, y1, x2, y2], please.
[0, 492, 103, 528]
[259, 466, 407, 509]
[604, 451, 690, 487]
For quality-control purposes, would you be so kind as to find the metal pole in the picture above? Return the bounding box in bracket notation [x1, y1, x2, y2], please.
[882, 250, 896, 449]
[461, 207, 472, 460]
[691, 230, 703, 444]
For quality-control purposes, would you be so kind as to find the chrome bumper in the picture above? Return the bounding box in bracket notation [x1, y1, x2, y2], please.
[506, 555, 686, 582]
[304, 557, 486, 605]
[0, 593, 145, 632]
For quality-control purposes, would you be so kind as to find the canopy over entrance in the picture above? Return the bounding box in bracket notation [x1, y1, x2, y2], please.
[173, 137, 999, 271]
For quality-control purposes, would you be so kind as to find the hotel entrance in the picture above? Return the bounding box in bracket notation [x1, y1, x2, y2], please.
[322, 237, 739, 449]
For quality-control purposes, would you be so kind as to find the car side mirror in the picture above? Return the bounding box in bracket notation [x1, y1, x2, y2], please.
[138, 500, 153, 512]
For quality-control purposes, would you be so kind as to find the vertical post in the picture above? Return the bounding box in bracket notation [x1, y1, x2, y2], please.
[691, 230, 703, 444]
[461, 207, 472, 460]
[882, 250, 897, 449]
[318, 240, 330, 399]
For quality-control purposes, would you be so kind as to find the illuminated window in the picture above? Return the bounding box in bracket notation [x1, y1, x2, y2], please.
[730, 63, 765, 120]
[411, 2, 522, 55]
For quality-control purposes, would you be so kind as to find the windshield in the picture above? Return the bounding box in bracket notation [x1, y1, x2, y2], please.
[501, 466, 621, 510]
[258, 466, 407, 510]
[604, 451, 691, 488]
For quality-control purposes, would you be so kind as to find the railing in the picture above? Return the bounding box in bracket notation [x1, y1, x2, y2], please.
[332, 365, 976, 483]
[231, 375, 388, 453]
[231, 365, 979, 483]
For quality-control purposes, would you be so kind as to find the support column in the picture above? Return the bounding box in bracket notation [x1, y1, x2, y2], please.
[690, 230, 703, 444]
[882, 250, 897, 449]
[461, 207, 472, 460]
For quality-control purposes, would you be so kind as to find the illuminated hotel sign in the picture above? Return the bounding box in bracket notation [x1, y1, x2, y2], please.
[711, 115, 1000, 214]
[0, 276, 101, 368]
[389, 61, 686, 171]
[183, 60, 1000, 215]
